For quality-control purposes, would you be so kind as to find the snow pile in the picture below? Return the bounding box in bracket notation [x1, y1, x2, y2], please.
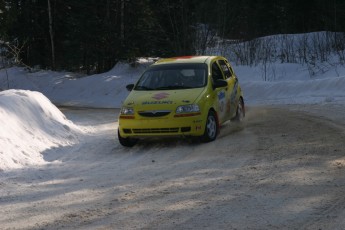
[0, 90, 81, 170]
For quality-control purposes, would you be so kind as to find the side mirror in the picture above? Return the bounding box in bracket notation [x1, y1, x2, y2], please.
[126, 84, 134, 91]
[213, 79, 228, 89]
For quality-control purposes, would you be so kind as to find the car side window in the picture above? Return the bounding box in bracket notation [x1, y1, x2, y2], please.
[212, 62, 224, 82]
[218, 60, 232, 79]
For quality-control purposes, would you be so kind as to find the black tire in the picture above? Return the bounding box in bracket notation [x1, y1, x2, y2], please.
[118, 129, 138, 147]
[232, 97, 245, 122]
[201, 110, 218, 142]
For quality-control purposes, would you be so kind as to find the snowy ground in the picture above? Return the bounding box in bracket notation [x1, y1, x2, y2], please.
[1, 55, 345, 229]
[1, 105, 345, 229]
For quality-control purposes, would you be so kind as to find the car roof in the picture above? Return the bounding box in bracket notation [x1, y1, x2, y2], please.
[153, 56, 221, 66]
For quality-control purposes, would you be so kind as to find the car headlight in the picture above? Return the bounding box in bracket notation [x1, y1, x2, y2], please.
[176, 104, 200, 114]
[120, 107, 134, 115]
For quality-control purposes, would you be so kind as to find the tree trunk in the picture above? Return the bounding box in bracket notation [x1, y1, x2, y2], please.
[120, 0, 125, 45]
[47, 0, 55, 70]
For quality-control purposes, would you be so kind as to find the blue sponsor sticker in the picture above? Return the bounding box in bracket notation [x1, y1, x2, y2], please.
[218, 91, 225, 100]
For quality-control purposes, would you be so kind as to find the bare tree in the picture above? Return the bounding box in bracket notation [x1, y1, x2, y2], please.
[1, 40, 29, 68]
[194, 24, 217, 55]
[0, 53, 10, 90]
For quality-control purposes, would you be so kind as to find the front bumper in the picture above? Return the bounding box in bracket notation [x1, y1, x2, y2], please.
[118, 114, 205, 138]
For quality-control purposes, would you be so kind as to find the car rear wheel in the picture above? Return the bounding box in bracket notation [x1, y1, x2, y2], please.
[201, 110, 218, 142]
[118, 129, 138, 147]
[232, 97, 245, 122]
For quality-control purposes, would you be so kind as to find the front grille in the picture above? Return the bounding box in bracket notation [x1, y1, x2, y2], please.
[138, 110, 171, 117]
[132, 128, 179, 134]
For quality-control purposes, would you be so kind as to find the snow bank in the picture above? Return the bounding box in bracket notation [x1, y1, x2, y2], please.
[1, 57, 345, 108]
[242, 76, 345, 105]
[0, 90, 81, 170]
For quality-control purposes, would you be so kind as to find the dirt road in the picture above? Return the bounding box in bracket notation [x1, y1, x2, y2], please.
[1, 105, 345, 229]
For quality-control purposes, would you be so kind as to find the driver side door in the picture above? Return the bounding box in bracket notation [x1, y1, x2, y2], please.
[217, 59, 238, 120]
[211, 61, 228, 123]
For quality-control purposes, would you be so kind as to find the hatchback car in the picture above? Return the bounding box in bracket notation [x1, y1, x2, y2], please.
[118, 56, 245, 147]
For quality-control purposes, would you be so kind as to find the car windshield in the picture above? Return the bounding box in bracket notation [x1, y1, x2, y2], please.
[134, 63, 208, 90]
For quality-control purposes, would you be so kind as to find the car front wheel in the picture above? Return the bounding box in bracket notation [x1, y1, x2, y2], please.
[232, 97, 245, 122]
[201, 110, 218, 142]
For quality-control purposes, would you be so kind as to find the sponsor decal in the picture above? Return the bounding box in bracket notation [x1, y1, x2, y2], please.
[230, 81, 239, 108]
[226, 100, 231, 113]
[219, 101, 224, 113]
[142, 100, 173, 105]
[195, 125, 202, 131]
[218, 91, 225, 100]
[231, 81, 238, 102]
[218, 90, 226, 113]
[152, 92, 169, 100]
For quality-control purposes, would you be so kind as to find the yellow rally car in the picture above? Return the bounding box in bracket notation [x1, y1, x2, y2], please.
[118, 56, 245, 147]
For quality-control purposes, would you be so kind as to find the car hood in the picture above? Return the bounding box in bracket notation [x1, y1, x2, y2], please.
[123, 88, 205, 109]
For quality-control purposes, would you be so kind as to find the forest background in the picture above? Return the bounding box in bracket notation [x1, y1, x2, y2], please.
[1, 0, 345, 74]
